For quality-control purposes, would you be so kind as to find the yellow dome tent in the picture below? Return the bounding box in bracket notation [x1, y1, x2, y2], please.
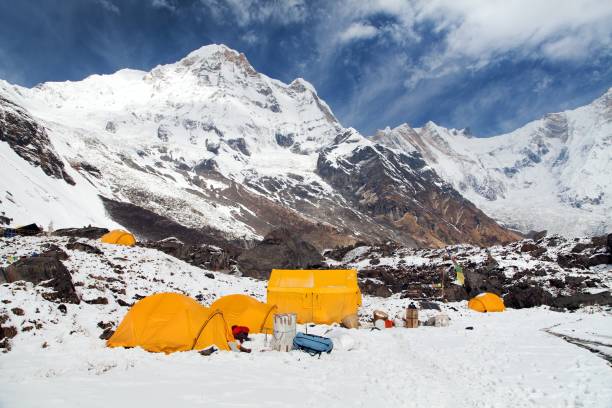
[100, 229, 136, 246]
[267, 269, 362, 324]
[210, 294, 277, 334]
[107, 293, 235, 353]
[468, 292, 505, 312]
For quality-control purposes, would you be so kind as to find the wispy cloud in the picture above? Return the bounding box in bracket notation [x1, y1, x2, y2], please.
[94, 0, 120, 15]
[151, 0, 177, 13]
[338, 22, 378, 44]
[201, 0, 307, 26]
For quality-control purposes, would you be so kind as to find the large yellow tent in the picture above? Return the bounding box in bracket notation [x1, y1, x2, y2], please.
[100, 229, 136, 246]
[210, 294, 277, 334]
[267, 269, 361, 324]
[468, 292, 505, 312]
[107, 292, 235, 353]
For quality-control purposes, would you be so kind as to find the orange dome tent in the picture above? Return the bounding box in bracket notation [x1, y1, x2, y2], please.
[100, 229, 136, 246]
[468, 292, 505, 312]
[107, 293, 235, 353]
[210, 294, 277, 334]
[267, 269, 362, 324]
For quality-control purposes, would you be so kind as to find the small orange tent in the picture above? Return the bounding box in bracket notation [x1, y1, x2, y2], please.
[100, 229, 136, 246]
[210, 294, 277, 334]
[468, 292, 505, 312]
[267, 269, 361, 324]
[107, 293, 234, 353]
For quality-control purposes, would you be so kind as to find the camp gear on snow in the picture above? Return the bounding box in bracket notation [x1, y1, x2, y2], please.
[468, 293, 505, 312]
[341, 313, 359, 329]
[384, 319, 394, 328]
[393, 318, 404, 327]
[199, 346, 217, 356]
[107, 293, 235, 353]
[100, 229, 136, 246]
[211, 294, 277, 334]
[293, 332, 333, 356]
[419, 301, 441, 311]
[373, 310, 388, 322]
[231, 325, 250, 343]
[434, 313, 450, 327]
[271, 313, 297, 352]
[267, 269, 361, 324]
[405, 303, 419, 328]
[374, 319, 386, 330]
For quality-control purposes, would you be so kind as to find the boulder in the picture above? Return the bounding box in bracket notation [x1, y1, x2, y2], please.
[4, 256, 80, 304]
[552, 291, 612, 310]
[359, 279, 392, 298]
[66, 241, 103, 255]
[443, 284, 469, 302]
[237, 228, 324, 279]
[145, 237, 234, 271]
[40, 245, 69, 260]
[520, 242, 540, 253]
[504, 283, 552, 308]
[464, 267, 506, 298]
[53, 226, 109, 240]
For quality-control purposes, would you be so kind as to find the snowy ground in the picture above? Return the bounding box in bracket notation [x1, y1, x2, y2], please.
[1, 236, 611, 407]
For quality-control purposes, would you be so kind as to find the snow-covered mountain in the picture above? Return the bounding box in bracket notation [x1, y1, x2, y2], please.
[374, 90, 612, 236]
[0, 44, 530, 248]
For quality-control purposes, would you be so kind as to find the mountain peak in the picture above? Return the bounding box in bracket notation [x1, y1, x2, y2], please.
[184, 43, 237, 60]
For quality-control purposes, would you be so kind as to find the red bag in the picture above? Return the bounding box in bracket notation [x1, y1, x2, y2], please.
[232, 325, 249, 337]
[384, 319, 394, 328]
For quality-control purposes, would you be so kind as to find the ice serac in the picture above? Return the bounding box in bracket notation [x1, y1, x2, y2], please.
[374, 90, 612, 237]
[0, 44, 517, 247]
[318, 129, 519, 247]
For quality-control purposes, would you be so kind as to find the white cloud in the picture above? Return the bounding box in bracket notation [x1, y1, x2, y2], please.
[202, 0, 307, 26]
[241, 31, 259, 45]
[338, 22, 378, 44]
[318, 1, 612, 82]
[417, 0, 612, 63]
[151, 0, 177, 12]
[94, 0, 120, 14]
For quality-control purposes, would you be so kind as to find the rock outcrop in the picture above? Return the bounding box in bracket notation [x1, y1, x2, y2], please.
[0, 95, 74, 185]
[2, 256, 79, 304]
[237, 228, 324, 279]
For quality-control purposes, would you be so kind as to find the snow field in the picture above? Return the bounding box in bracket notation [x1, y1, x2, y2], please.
[0, 236, 611, 407]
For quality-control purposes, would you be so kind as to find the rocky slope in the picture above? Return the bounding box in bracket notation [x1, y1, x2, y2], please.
[0, 44, 515, 248]
[328, 234, 612, 310]
[374, 90, 612, 236]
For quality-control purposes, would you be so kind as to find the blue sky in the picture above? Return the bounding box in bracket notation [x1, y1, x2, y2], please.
[1, 0, 611, 136]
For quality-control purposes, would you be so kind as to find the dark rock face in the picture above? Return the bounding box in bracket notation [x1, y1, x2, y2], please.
[144, 237, 235, 271]
[316, 130, 519, 247]
[4, 256, 80, 304]
[0, 95, 74, 185]
[520, 242, 540, 253]
[226, 138, 250, 156]
[40, 245, 69, 260]
[53, 227, 109, 240]
[504, 283, 553, 308]
[237, 228, 324, 279]
[275, 132, 294, 147]
[552, 292, 612, 310]
[359, 279, 392, 298]
[100, 197, 242, 249]
[66, 241, 103, 255]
